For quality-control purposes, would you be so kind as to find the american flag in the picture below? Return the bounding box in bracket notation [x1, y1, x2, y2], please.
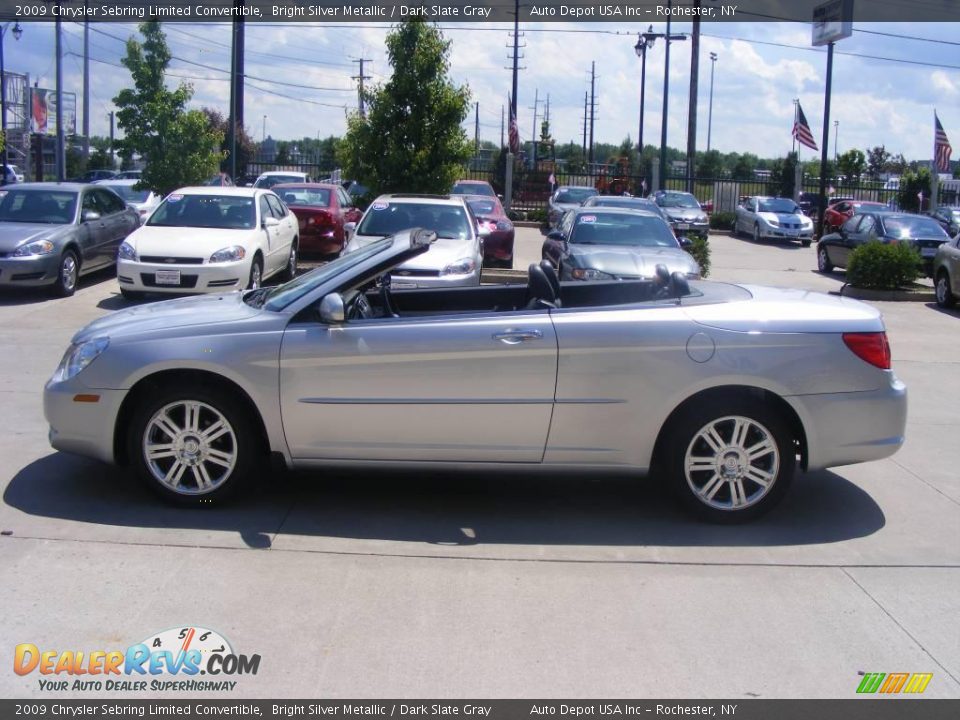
[935, 113, 952, 173]
[508, 94, 520, 154]
[792, 103, 819, 152]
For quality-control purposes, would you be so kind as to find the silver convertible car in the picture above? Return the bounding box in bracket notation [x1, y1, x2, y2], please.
[44, 230, 907, 522]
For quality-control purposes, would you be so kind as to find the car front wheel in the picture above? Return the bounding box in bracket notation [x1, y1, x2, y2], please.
[817, 246, 834, 273]
[51, 249, 79, 297]
[753, 224, 762, 243]
[936, 270, 956, 308]
[247, 257, 263, 289]
[281, 241, 298, 282]
[663, 398, 795, 523]
[128, 385, 261, 505]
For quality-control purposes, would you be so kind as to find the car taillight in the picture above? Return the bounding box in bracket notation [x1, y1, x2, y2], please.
[305, 210, 332, 226]
[842, 332, 891, 369]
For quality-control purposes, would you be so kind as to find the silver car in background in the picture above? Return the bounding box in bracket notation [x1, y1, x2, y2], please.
[44, 228, 906, 523]
[548, 185, 599, 227]
[735, 196, 815, 246]
[0, 182, 139, 296]
[94, 178, 163, 223]
[344, 194, 482, 288]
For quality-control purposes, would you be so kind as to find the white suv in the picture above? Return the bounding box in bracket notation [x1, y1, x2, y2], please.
[345, 194, 484, 288]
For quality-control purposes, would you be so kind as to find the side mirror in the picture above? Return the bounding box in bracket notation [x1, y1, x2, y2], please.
[318, 293, 346, 324]
[547, 230, 564, 241]
[678, 236, 693, 249]
[81, 210, 100, 222]
[263, 216, 280, 228]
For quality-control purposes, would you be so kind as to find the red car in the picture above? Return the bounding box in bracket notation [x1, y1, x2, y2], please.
[274, 183, 362, 257]
[822, 200, 888, 234]
[464, 195, 515, 268]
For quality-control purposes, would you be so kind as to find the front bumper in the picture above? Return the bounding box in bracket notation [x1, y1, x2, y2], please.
[389, 268, 481, 289]
[758, 224, 814, 241]
[0, 254, 61, 287]
[669, 221, 709, 239]
[44, 377, 126, 465]
[792, 373, 907, 471]
[118, 258, 249, 294]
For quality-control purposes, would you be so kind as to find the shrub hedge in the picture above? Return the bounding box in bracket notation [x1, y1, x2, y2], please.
[709, 211, 735, 230]
[846, 241, 922, 290]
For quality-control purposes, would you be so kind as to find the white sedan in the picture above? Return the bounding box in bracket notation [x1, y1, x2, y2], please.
[117, 187, 298, 299]
[734, 196, 814, 246]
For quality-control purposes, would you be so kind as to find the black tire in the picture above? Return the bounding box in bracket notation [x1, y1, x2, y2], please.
[801, 239, 811, 248]
[119, 288, 145, 302]
[817, 245, 834, 273]
[662, 397, 795, 524]
[247, 256, 263, 290]
[127, 384, 263, 506]
[50, 249, 80, 297]
[936, 270, 956, 309]
[753, 224, 762, 243]
[280, 241, 298, 282]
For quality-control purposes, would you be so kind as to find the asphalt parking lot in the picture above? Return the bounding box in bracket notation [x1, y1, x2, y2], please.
[1, 230, 957, 699]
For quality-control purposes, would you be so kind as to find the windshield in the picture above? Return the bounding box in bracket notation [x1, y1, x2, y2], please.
[467, 199, 502, 217]
[275, 186, 331, 207]
[452, 183, 495, 197]
[588, 197, 662, 213]
[571, 213, 680, 248]
[102, 184, 151, 203]
[147, 194, 255, 229]
[255, 175, 305, 189]
[883, 216, 948, 239]
[758, 198, 800, 214]
[0, 188, 77, 224]
[656, 193, 700, 209]
[356, 202, 471, 240]
[555, 188, 598, 204]
[263, 238, 394, 311]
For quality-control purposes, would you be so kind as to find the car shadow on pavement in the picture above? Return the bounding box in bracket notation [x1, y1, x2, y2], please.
[0, 266, 118, 307]
[4, 452, 885, 551]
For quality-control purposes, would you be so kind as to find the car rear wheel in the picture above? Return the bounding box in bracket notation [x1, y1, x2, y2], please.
[936, 270, 956, 308]
[128, 385, 260, 506]
[801, 239, 811, 248]
[50, 249, 79, 297]
[247, 256, 263, 290]
[663, 398, 795, 523]
[817, 246, 834, 273]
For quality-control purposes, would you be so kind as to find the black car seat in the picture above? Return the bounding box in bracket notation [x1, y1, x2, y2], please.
[526, 263, 558, 309]
[539, 259, 561, 304]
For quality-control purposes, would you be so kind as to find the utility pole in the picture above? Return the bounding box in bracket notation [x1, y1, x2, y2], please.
[508, 0, 522, 120]
[529, 89, 539, 169]
[82, 16, 89, 161]
[500, 104, 504, 148]
[707, 52, 717, 152]
[588, 62, 596, 166]
[55, 18, 64, 181]
[686, 12, 700, 193]
[228, 11, 245, 180]
[351, 58, 371, 117]
[582, 91, 588, 161]
[474, 102, 480, 159]
[108, 111, 114, 164]
[833, 120, 839, 161]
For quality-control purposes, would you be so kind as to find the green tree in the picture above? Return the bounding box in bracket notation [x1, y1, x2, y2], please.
[767, 152, 798, 197]
[336, 19, 471, 194]
[897, 167, 932, 212]
[274, 141, 291, 166]
[886, 153, 908, 175]
[113, 22, 223, 195]
[866, 145, 891, 179]
[731, 154, 755, 181]
[203, 107, 256, 177]
[697, 149, 723, 179]
[837, 149, 867, 183]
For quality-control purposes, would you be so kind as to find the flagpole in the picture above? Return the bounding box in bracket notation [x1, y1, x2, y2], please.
[792, 99, 798, 155]
[931, 110, 939, 213]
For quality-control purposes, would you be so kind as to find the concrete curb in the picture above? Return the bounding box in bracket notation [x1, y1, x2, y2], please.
[830, 285, 936, 302]
[514, 221, 544, 229]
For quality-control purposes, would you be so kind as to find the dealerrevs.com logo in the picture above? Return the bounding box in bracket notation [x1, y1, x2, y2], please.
[14, 626, 261, 692]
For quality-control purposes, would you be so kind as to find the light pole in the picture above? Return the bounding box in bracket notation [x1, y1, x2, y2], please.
[707, 52, 717, 152]
[0, 21, 24, 183]
[634, 26, 656, 157]
[638, 21, 685, 190]
[262, 114, 266, 143]
[833, 120, 839, 161]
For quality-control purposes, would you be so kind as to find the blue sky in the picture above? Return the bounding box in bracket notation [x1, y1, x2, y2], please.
[6, 20, 959, 162]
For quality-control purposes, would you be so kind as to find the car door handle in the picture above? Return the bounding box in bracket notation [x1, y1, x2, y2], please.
[493, 329, 543, 344]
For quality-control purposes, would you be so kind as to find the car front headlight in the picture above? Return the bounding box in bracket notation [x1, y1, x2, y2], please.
[440, 258, 477, 276]
[209, 246, 247, 263]
[570, 267, 615, 281]
[12, 239, 56, 257]
[765, 217, 780, 227]
[118, 242, 138, 261]
[53, 337, 109, 382]
[696, 214, 708, 223]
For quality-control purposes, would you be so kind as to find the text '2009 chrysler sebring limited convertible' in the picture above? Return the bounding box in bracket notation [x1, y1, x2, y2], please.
[44, 229, 907, 523]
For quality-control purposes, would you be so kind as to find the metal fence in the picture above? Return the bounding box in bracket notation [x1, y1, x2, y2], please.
[460, 168, 949, 215]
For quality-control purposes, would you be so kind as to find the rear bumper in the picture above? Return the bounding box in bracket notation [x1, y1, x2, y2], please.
[791, 373, 907, 471]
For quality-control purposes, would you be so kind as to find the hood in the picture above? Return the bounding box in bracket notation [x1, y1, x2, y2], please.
[663, 208, 705, 221]
[568, 245, 700, 278]
[127, 225, 256, 257]
[685, 284, 884, 334]
[757, 212, 811, 226]
[73, 292, 263, 343]
[0, 222, 73, 253]
[352, 234, 477, 272]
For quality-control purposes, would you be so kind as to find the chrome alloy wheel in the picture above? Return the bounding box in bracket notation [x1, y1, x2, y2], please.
[683, 415, 780, 511]
[61, 254, 78, 291]
[142, 401, 237, 495]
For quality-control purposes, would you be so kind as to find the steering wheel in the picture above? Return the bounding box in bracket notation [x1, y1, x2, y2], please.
[346, 292, 374, 321]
